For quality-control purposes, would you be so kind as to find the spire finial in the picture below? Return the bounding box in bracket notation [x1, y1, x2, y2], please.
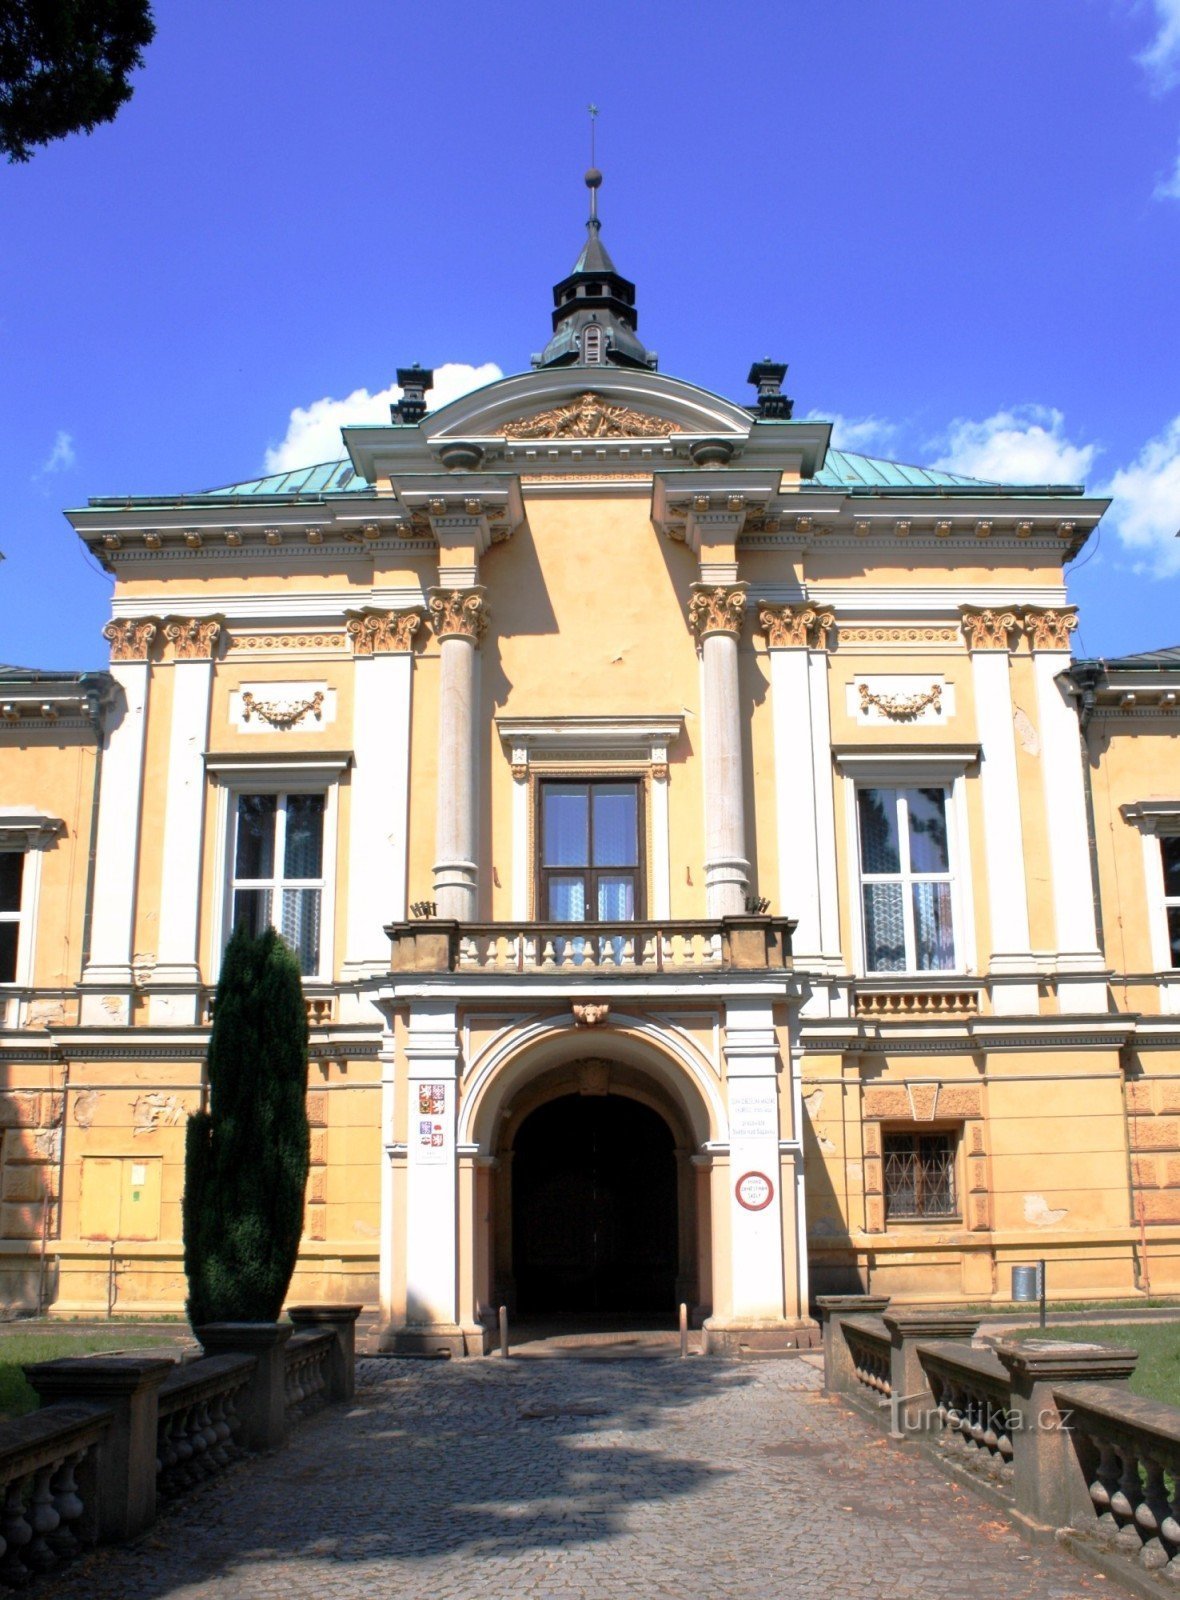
[585, 103, 602, 225]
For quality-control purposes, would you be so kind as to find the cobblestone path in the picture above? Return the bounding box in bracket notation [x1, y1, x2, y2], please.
[42, 1356, 1109, 1600]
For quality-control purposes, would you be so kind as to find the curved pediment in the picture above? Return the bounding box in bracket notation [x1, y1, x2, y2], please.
[424, 368, 755, 442]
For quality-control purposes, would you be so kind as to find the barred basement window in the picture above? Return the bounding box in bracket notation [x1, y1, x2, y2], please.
[883, 1130, 958, 1220]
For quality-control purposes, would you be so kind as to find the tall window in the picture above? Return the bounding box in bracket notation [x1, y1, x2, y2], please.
[0, 854, 24, 983]
[1162, 837, 1180, 968]
[539, 781, 641, 921]
[581, 322, 604, 364]
[883, 1130, 958, 1220]
[857, 786, 955, 972]
[230, 793, 325, 975]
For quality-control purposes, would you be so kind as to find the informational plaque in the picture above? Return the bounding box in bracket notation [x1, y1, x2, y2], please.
[728, 1081, 778, 1142]
[735, 1171, 774, 1211]
[415, 1082, 448, 1166]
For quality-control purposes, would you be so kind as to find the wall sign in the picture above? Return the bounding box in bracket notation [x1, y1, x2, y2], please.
[728, 1083, 778, 1142]
[415, 1082, 448, 1166]
[735, 1171, 774, 1211]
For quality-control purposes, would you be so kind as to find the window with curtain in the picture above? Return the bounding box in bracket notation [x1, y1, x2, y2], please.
[539, 781, 641, 922]
[230, 792, 326, 975]
[0, 853, 25, 984]
[1162, 837, 1180, 968]
[857, 785, 956, 972]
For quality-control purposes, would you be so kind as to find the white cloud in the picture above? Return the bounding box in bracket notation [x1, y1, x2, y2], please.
[1097, 415, 1180, 575]
[803, 410, 897, 453]
[931, 405, 1098, 485]
[1138, 0, 1180, 88]
[40, 430, 75, 474]
[1155, 137, 1180, 198]
[263, 361, 503, 475]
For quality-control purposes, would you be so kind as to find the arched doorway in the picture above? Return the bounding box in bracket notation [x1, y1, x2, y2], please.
[512, 1093, 678, 1316]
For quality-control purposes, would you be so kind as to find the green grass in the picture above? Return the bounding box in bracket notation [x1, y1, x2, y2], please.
[1007, 1321, 1180, 1408]
[0, 1331, 179, 1420]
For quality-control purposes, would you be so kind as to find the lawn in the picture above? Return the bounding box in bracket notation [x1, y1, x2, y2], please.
[0, 1329, 184, 1420]
[1006, 1320, 1180, 1408]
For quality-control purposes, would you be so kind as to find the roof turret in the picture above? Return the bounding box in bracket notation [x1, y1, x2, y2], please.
[534, 168, 657, 371]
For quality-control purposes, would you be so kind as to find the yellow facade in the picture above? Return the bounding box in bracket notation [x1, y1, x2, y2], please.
[4, 257, 1179, 1345]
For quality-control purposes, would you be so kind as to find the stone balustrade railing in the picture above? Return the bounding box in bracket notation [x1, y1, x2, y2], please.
[155, 1352, 254, 1499]
[12, 1305, 362, 1585]
[388, 914, 795, 975]
[0, 1402, 111, 1585]
[919, 1340, 1015, 1491]
[283, 1328, 334, 1418]
[817, 1296, 1180, 1591]
[1054, 1381, 1180, 1581]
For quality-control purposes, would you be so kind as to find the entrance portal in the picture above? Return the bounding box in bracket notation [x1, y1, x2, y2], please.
[511, 1093, 678, 1316]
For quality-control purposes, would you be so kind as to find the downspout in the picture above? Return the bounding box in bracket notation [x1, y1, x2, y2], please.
[79, 684, 108, 969]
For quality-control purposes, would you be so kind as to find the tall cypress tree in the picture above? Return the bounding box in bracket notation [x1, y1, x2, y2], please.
[184, 925, 310, 1325]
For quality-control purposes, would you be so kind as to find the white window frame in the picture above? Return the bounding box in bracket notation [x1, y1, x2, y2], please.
[207, 757, 346, 984]
[0, 810, 63, 1007]
[836, 751, 977, 979]
[1121, 802, 1180, 1010]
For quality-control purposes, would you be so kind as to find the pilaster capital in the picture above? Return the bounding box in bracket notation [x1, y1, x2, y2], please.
[959, 606, 1021, 652]
[345, 607, 424, 656]
[756, 603, 836, 651]
[162, 616, 223, 660]
[1022, 606, 1079, 652]
[688, 583, 747, 642]
[102, 618, 160, 662]
[428, 586, 489, 644]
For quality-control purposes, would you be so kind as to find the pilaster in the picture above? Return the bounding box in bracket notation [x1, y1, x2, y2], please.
[689, 584, 750, 916]
[343, 609, 422, 975]
[960, 607, 1039, 1015]
[429, 588, 487, 921]
[1023, 607, 1107, 1012]
[80, 620, 159, 1024]
[147, 617, 221, 1024]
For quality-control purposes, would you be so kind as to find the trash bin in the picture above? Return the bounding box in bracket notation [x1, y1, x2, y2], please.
[1011, 1264, 1040, 1301]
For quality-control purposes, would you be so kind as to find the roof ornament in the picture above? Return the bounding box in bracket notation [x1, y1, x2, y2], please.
[393, 364, 433, 425]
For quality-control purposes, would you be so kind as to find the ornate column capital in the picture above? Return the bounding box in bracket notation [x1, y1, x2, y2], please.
[162, 617, 222, 660]
[756, 603, 836, 651]
[101, 618, 160, 662]
[345, 608, 424, 656]
[428, 587, 489, 644]
[688, 583, 747, 642]
[1022, 607, 1079, 652]
[959, 607, 1020, 652]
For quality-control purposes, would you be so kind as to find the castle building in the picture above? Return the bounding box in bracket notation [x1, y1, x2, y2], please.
[2, 177, 1178, 1349]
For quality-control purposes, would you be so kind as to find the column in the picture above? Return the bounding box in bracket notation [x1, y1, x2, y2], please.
[147, 618, 220, 1025]
[1025, 607, 1107, 1012]
[688, 584, 750, 916]
[80, 619, 158, 1025]
[961, 608, 1039, 1015]
[758, 605, 840, 978]
[395, 998, 466, 1355]
[344, 609, 422, 973]
[429, 588, 487, 921]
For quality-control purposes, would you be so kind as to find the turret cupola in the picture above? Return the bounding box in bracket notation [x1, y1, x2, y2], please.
[534, 168, 658, 371]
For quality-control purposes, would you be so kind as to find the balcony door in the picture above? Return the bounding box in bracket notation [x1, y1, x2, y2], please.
[539, 780, 642, 921]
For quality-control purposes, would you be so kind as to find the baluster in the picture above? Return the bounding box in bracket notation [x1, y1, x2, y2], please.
[49, 1452, 85, 1557]
[540, 935, 557, 970]
[1136, 1457, 1172, 1569]
[995, 1408, 1014, 1463]
[944, 1384, 966, 1449]
[0, 1476, 33, 1585]
[1111, 1446, 1145, 1552]
[209, 1393, 232, 1466]
[224, 1387, 246, 1456]
[194, 1399, 216, 1474]
[172, 1405, 196, 1487]
[23, 1464, 60, 1573]
[1089, 1437, 1120, 1530]
[981, 1399, 999, 1457]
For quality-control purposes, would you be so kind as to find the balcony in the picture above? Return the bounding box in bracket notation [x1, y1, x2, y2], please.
[387, 916, 794, 975]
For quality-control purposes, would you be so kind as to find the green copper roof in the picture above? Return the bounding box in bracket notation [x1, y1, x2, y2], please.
[812, 448, 994, 491]
[202, 460, 365, 497]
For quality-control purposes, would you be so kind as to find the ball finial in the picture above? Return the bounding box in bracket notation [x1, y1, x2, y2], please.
[585, 167, 602, 189]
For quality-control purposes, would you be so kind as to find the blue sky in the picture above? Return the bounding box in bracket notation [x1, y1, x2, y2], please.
[3, 0, 1179, 669]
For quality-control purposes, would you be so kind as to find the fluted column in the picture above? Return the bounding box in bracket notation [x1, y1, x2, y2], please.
[429, 588, 487, 920]
[689, 584, 750, 916]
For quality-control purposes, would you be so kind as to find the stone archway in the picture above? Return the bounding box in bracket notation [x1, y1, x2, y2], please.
[486, 1056, 707, 1325]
